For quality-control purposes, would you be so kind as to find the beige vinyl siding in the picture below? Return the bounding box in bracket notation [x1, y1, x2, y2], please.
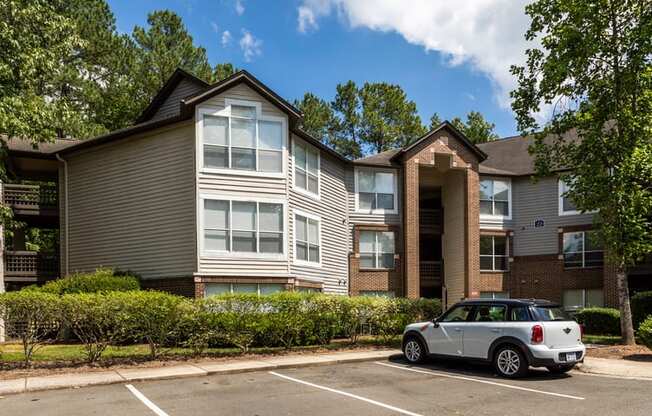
[345, 167, 402, 252]
[512, 175, 595, 256]
[63, 122, 196, 280]
[288, 135, 349, 294]
[196, 83, 291, 276]
[152, 78, 206, 121]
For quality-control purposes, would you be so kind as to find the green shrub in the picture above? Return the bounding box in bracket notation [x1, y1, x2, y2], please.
[60, 293, 125, 363]
[631, 291, 652, 329]
[201, 294, 266, 353]
[639, 316, 652, 349]
[35, 268, 140, 295]
[113, 291, 189, 358]
[575, 307, 621, 335]
[0, 291, 61, 365]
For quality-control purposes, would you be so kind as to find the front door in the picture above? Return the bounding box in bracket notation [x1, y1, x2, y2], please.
[462, 304, 507, 359]
[425, 304, 474, 356]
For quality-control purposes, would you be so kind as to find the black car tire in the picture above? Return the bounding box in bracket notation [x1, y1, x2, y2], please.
[403, 335, 427, 364]
[494, 345, 529, 378]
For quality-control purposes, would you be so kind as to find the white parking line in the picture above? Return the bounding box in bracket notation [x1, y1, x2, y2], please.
[375, 362, 585, 401]
[269, 371, 423, 416]
[125, 384, 170, 416]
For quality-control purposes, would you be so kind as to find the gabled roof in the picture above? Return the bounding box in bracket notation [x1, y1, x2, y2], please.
[181, 70, 302, 122]
[353, 149, 401, 167]
[390, 121, 488, 163]
[135, 68, 210, 124]
[3, 136, 79, 159]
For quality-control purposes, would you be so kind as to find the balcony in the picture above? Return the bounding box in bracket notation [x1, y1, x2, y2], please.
[4, 251, 59, 282]
[3, 183, 58, 218]
[420, 260, 443, 286]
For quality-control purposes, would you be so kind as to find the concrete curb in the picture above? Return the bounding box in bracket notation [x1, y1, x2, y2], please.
[575, 357, 652, 380]
[0, 349, 401, 396]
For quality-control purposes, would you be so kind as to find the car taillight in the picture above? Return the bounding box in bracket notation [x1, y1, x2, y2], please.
[531, 325, 544, 344]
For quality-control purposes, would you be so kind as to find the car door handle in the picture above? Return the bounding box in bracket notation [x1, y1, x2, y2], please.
[490, 328, 501, 333]
[454, 328, 462, 332]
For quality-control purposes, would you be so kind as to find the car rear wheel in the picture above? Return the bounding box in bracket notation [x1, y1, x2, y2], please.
[403, 336, 426, 364]
[494, 345, 529, 378]
[546, 364, 575, 374]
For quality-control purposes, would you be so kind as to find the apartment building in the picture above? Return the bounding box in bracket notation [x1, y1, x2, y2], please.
[1, 69, 650, 308]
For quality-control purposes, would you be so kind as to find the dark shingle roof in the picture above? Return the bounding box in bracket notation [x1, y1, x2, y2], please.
[3, 136, 79, 157]
[353, 149, 401, 167]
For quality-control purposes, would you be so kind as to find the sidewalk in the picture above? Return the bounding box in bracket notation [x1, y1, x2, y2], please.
[0, 349, 401, 396]
[577, 357, 652, 380]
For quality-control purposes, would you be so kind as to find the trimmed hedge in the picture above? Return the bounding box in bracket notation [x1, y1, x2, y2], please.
[30, 268, 140, 294]
[575, 307, 621, 335]
[0, 291, 442, 364]
[639, 316, 652, 349]
[631, 291, 652, 329]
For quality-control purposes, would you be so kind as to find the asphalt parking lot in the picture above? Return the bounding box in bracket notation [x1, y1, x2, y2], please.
[2, 357, 651, 416]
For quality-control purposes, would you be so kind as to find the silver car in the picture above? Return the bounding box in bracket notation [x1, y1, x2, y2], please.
[402, 299, 586, 378]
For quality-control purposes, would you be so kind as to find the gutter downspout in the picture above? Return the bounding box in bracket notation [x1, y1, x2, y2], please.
[55, 153, 69, 276]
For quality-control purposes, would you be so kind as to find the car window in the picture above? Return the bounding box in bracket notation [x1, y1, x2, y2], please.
[440, 305, 474, 322]
[510, 306, 530, 321]
[532, 306, 572, 321]
[473, 305, 506, 322]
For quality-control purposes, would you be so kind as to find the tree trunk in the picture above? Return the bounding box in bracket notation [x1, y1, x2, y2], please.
[616, 267, 635, 345]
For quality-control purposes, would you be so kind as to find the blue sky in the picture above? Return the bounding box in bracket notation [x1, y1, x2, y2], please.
[107, 0, 533, 138]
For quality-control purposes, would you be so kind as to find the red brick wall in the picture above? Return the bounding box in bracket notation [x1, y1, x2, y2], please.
[141, 277, 196, 298]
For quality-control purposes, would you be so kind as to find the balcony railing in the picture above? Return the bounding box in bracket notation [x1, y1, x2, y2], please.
[420, 260, 443, 284]
[3, 183, 58, 214]
[4, 250, 59, 281]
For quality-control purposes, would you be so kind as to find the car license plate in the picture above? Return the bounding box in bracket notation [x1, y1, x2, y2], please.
[565, 352, 576, 362]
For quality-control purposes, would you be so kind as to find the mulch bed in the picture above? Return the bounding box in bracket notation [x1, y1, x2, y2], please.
[586, 344, 652, 361]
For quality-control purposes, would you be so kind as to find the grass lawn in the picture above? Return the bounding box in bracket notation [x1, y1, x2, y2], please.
[0, 336, 401, 365]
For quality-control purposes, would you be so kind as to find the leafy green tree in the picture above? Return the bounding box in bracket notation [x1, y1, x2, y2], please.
[511, 0, 652, 344]
[212, 63, 238, 82]
[451, 111, 499, 144]
[132, 10, 213, 104]
[294, 93, 337, 144]
[359, 82, 426, 153]
[429, 113, 443, 129]
[331, 81, 363, 158]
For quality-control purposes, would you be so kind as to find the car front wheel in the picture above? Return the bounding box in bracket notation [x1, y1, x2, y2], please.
[494, 345, 529, 378]
[403, 336, 426, 364]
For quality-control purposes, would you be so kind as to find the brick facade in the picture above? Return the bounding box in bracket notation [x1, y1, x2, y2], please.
[348, 224, 403, 296]
[141, 277, 196, 298]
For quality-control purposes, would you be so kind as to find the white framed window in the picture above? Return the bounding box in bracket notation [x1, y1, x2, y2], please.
[359, 230, 395, 269]
[562, 230, 603, 268]
[294, 210, 321, 266]
[198, 99, 286, 176]
[558, 178, 581, 215]
[562, 289, 604, 311]
[480, 178, 511, 219]
[480, 235, 509, 271]
[293, 140, 319, 198]
[201, 196, 285, 258]
[204, 282, 285, 296]
[355, 168, 398, 214]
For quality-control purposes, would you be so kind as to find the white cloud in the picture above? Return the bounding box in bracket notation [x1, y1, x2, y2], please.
[239, 29, 262, 61]
[210, 21, 219, 33]
[221, 30, 232, 47]
[296, 0, 535, 110]
[235, 0, 245, 15]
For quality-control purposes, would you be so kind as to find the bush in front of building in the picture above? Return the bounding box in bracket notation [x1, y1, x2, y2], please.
[631, 291, 652, 329]
[31, 268, 140, 295]
[638, 316, 652, 350]
[575, 307, 621, 335]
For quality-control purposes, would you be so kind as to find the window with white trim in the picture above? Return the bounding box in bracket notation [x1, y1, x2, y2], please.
[479, 291, 510, 299]
[204, 282, 285, 296]
[559, 178, 579, 215]
[480, 235, 508, 271]
[294, 142, 319, 196]
[480, 178, 511, 217]
[356, 169, 397, 212]
[563, 230, 603, 268]
[202, 103, 284, 173]
[295, 213, 320, 264]
[562, 289, 604, 310]
[203, 199, 284, 254]
[359, 230, 395, 269]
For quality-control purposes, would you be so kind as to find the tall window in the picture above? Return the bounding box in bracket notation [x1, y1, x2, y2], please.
[294, 142, 319, 195]
[480, 178, 510, 217]
[356, 169, 396, 212]
[563, 230, 603, 268]
[562, 289, 604, 310]
[559, 179, 579, 215]
[203, 199, 284, 255]
[359, 231, 395, 269]
[480, 235, 508, 271]
[202, 103, 284, 173]
[295, 213, 320, 264]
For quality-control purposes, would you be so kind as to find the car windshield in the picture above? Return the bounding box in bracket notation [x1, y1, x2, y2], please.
[532, 306, 572, 321]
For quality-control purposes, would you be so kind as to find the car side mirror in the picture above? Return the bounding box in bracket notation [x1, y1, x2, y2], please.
[432, 318, 440, 328]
